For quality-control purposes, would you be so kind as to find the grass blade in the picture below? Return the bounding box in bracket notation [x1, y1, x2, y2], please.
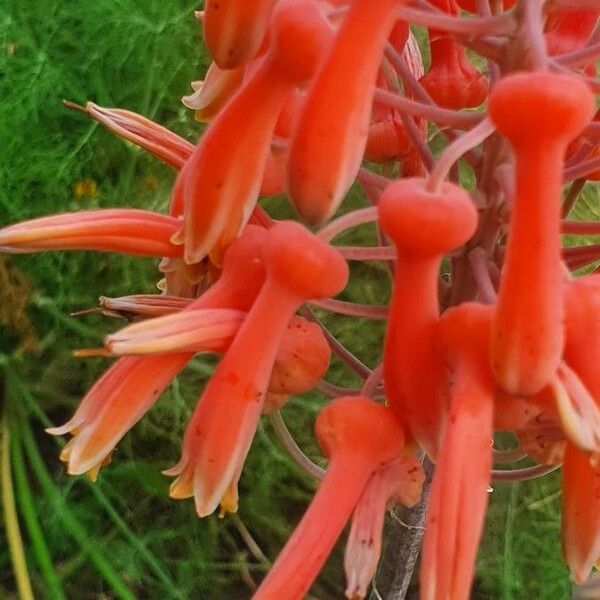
[1, 409, 35, 600]
[11, 423, 67, 600]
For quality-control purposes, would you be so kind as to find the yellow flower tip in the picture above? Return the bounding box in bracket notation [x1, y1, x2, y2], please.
[73, 179, 97, 199]
[86, 455, 112, 483]
[72, 347, 112, 358]
[219, 486, 239, 517]
[169, 481, 194, 500]
[166, 461, 195, 500]
[143, 175, 159, 190]
[58, 439, 75, 464]
[86, 466, 100, 483]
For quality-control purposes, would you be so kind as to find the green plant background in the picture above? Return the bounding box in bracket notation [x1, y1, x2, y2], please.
[0, 1, 598, 598]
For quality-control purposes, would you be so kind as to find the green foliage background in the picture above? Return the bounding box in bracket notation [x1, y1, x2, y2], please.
[0, 1, 597, 598]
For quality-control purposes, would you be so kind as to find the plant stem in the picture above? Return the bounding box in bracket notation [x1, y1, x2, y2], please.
[369, 457, 434, 600]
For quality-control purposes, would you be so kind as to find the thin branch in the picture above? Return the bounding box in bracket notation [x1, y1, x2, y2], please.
[427, 118, 496, 193]
[564, 156, 600, 182]
[562, 219, 600, 236]
[492, 448, 527, 464]
[550, 59, 600, 93]
[396, 6, 515, 36]
[230, 514, 271, 567]
[361, 364, 384, 398]
[318, 207, 378, 242]
[374, 89, 485, 129]
[562, 179, 587, 218]
[555, 41, 600, 69]
[316, 379, 364, 398]
[491, 464, 560, 483]
[268, 411, 325, 481]
[310, 299, 388, 320]
[337, 246, 396, 261]
[468, 247, 498, 303]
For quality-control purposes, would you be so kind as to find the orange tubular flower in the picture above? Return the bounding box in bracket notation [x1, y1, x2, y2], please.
[73, 102, 194, 170]
[101, 308, 245, 356]
[562, 275, 600, 582]
[562, 443, 600, 585]
[177, 0, 333, 264]
[105, 309, 329, 414]
[47, 356, 190, 479]
[253, 396, 405, 600]
[69, 100, 280, 231]
[48, 225, 269, 479]
[378, 179, 478, 457]
[203, 0, 276, 69]
[488, 72, 595, 396]
[69, 315, 329, 480]
[418, 0, 487, 110]
[421, 303, 494, 600]
[166, 221, 348, 517]
[344, 454, 425, 599]
[287, 0, 406, 226]
[0, 209, 183, 258]
[99, 309, 330, 406]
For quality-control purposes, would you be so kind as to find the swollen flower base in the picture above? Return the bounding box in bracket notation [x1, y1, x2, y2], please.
[2, 0, 600, 598]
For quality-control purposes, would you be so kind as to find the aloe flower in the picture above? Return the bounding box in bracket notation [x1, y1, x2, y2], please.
[166, 221, 348, 516]
[422, 303, 494, 600]
[47, 355, 191, 480]
[254, 396, 405, 600]
[562, 275, 600, 582]
[0, 209, 182, 257]
[45, 224, 268, 478]
[67, 101, 194, 170]
[4, 3, 600, 598]
[176, 0, 333, 265]
[287, 0, 406, 225]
